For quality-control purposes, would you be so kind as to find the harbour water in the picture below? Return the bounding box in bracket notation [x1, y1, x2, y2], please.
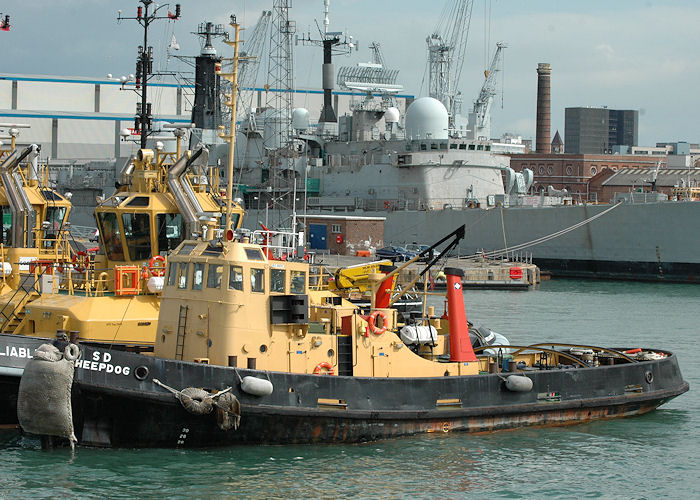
[0, 280, 697, 499]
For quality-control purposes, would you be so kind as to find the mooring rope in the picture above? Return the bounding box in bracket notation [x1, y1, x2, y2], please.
[465, 201, 624, 260]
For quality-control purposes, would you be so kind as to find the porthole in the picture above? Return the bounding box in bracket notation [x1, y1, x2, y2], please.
[645, 371, 654, 384]
[260, 344, 268, 353]
[327, 349, 334, 358]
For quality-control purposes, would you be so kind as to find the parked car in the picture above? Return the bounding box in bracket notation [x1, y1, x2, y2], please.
[375, 245, 416, 262]
[404, 244, 441, 262]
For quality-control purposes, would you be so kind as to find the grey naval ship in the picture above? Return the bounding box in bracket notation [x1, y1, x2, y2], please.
[43, 2, 700, 283]
[217, 4, 697, 283]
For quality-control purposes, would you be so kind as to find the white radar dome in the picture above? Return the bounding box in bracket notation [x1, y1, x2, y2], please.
[292, 108, 310, 131]
[384, 106, 400, 123]
[404, 97, 448, 140]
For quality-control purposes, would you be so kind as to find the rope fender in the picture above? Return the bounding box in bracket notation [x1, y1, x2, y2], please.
[153, 379, 241, 430]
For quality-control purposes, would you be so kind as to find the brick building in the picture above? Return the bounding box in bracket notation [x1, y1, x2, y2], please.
[509, 153, 666, 201]
[589, 167, 700, 203]
[302, 215, 385, 256]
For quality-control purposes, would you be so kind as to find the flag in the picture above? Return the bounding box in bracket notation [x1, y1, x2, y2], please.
[168, 34, 180, 51]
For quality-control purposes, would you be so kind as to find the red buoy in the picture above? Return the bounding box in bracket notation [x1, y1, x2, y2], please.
[445, 267, 477, 362]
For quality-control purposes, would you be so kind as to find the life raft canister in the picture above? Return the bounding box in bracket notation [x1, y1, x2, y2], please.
[368, 310, 388, 335]
[313, 361, 334, 375]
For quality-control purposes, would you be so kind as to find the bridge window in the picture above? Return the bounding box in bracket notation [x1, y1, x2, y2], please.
[207, 264, 223, 288]
[251, 268, 265, 293]
[122, 212, 151, 261]
[245, 248, 264, 261]
[167, 261, 177, 286]
[270, 268, 285, 293]
[97, 212, 125, 261]
[290, 270, 306, 294]
[0, 207, 9, 245]
[229, 265, 243, 291]
[192, 262, 204, 291]
[177, 262, 189, 289]
[156, 213, 184, 253]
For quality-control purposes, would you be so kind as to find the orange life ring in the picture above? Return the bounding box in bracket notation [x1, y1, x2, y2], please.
[383, 200, 390, 209]
[313, 361, 334, 375]
[72, 251, 88, 273]
[368, 310, 387, 335]
[149, 255, 166, 277]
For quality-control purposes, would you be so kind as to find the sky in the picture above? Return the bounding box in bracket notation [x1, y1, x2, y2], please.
[1, 0, 699, 147]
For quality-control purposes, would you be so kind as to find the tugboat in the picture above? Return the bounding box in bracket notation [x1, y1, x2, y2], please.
[0, 15, 688, 448]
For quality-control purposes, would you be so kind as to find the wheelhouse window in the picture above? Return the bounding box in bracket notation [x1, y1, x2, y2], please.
[251, 268, 265, 293]
[290, 270, 306, 294]
[207, 264, 223, 288]
[122, 212, 151, 261]
[167, 261, 177, 286]
[156, 213, 184, 253]
[270, 268, 285, 293]
[178, 243, 197, 255]
[177, 262, 189, 289]
[0, 207, 10, 245]
[229, 265, 243, 291]
[192, 262, 204, 291]
[245, 248, 264, 261]
[97, 212, 125, 261]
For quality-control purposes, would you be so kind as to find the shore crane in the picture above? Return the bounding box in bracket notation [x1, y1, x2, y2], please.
[426, 0, 474, 129]
[468, 42, 507, 140]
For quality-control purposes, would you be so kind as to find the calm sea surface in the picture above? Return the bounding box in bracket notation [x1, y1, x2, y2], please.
[0, 279, 697, 499]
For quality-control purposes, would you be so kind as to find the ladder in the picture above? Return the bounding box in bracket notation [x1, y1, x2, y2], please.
[175, 305, 188, 360]
[336, 335, 353, 376]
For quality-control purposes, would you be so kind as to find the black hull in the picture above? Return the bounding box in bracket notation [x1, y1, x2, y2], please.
[535, 258, 700, 283]
[0, 334, 689, 448]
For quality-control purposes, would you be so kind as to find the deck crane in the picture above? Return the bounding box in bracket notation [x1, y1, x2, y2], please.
[467, 42, 506, 140]
[426, 0, 474, 130]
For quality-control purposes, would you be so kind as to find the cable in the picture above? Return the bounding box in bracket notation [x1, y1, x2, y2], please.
[463, 201, 624, 259]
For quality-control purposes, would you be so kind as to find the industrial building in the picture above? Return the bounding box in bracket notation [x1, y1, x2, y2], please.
[564, 107, 638, 154]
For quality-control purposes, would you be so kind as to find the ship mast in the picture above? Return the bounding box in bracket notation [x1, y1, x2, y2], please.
[219, 16, 241, 232]
[118, 1, 181, 149]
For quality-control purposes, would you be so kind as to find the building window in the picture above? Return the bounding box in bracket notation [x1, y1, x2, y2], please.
[590, 167, 598, 175]
[547, 166, 553, 175]
[539, 166, 545, 174]
[331, 224, 341, 234]
[566, 166, 573, 175]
